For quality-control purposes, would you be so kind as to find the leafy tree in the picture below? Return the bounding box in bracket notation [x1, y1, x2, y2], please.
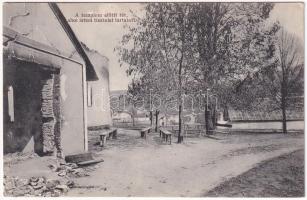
[116, 2, 280, 138]
[117, 3, 197, 142]
[190, 3, 279, 111]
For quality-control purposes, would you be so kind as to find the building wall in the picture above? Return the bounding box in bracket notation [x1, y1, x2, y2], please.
[3, 3, 78, 61]
[83, 47, 112, 127]
[3, 3, 88, 155]
[60, 59, 86, 155]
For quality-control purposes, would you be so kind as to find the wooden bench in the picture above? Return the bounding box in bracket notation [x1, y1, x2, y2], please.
[99, 128, 117, 147]
[140, 127, 151, 139]
[159, 128, 172, 144]
[172, 123, 206, 137]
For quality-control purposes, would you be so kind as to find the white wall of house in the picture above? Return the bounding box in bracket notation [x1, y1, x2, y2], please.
[84, 47, 112, 127]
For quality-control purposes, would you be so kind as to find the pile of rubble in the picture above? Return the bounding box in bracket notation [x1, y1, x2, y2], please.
[48, 161, 93, 178]
[4, 175, 74, 197]
[4, 151, 102, 197]
[4, 156, 101, 197]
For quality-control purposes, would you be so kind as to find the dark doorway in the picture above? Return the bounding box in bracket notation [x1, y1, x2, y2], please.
[3, 58, 53, 155]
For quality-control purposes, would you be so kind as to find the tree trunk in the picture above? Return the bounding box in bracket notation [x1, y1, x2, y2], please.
[177, 14, 185, 144]
[165, 107, 168, 126]
[178, 56, 183, 143]
[281, 78, 288, 134]
[281, 97, 287, 134]
[155, 110, 159, 132]
[132, 101, 136, 127]
[212, 108, 217, 130]
[205, 108, 210, 135]
[282, 107, 287, 134]
[150, 111, 153, 126]
[178, 104, 183, 143]
[223, 105, 229, 121]
[132, 113, 135, 127]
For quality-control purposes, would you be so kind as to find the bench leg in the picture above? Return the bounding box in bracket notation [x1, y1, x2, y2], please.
[112, 130, 117, 139]
[170, 135, 172, 145]
[100, 136, 103, 147]
[100, 136, 107, 147]
[147, 130, 151, 138]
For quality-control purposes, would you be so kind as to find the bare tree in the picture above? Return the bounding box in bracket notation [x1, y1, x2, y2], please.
[263, 29, 304, 133]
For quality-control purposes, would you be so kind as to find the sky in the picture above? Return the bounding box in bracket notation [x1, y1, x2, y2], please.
[59, 3, 304, 91]
[269, 3, 304, 40]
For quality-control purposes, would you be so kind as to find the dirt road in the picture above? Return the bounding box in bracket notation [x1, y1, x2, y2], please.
[68, 130, 304, 197]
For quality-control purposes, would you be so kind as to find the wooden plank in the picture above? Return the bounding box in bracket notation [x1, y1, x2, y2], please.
[216, 123, 232, 127]
[160, 128, 172, 135]
[99, 132, 108, 136]
[77, 158, 104, 166]
[65, 152, 94, 163]
[141, 127, 151, 132]
[99, 128, 116, 136]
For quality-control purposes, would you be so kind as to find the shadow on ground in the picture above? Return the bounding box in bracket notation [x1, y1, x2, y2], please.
[205, 149, 304, 197]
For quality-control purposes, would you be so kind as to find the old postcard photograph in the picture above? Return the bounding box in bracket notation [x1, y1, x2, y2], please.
[2, 1, 305, 197]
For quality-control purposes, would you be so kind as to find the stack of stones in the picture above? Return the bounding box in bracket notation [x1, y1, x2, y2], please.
[41, 76, 56, 154]
[4, 155, 100, 196]
[4, 176, 74, 197]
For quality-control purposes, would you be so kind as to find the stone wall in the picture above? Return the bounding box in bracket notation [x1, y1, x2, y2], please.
[41, 71, 61, 156]
[41, 75, 55, 154]
[53, 73, 62, 158]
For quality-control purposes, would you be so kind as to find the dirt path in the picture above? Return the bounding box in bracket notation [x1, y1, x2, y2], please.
[67, 130, 304, 197]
